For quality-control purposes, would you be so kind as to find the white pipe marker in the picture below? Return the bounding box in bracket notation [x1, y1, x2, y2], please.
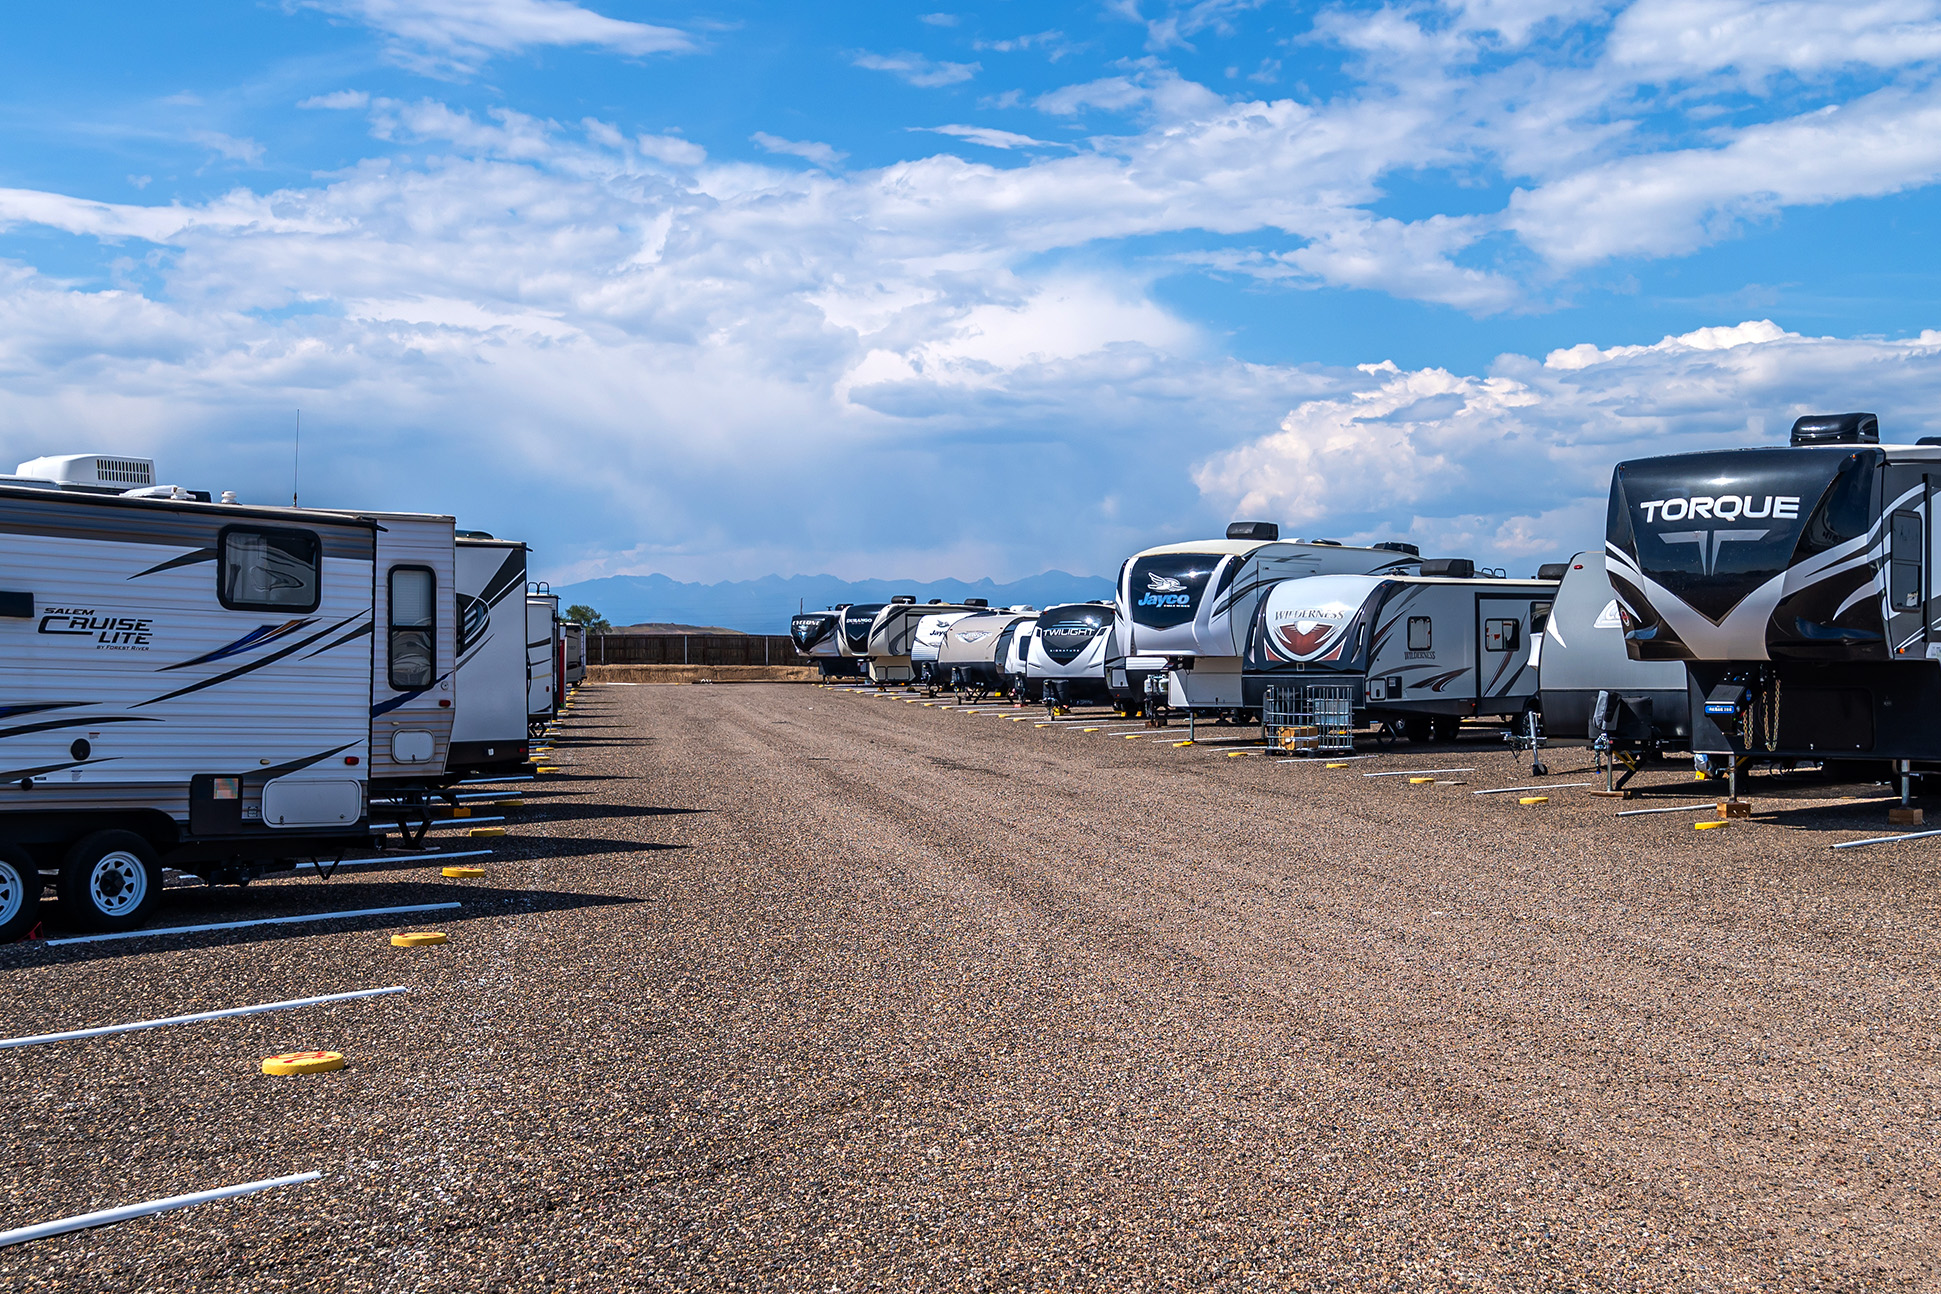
[0, 986, 408, 1051]
[0, 1172, 323, 1248]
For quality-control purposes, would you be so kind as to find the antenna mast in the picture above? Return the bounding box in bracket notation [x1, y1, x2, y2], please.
[292, 409, 300, 508]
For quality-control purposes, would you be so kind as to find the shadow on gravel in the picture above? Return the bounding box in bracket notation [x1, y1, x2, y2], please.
[535, 804, 708, 823]
[497, 836, 689, 861]
[6, 888, 642, 967]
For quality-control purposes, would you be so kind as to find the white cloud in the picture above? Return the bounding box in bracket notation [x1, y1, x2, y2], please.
[751, 132, 847, 168]
[917, 124, 1061, 150]
[299, 0, 692, 75]
[919, 12, 959, 26]
[187, 130, 266, 166]
[1610, 0, 1941, 83]
[1196, 321, 1941, 564]
[299, 90, 372, 110]
[852, 50, 981, 88]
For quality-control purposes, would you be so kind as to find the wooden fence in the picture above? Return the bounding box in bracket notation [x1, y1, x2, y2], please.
[588, 634, 805, 666]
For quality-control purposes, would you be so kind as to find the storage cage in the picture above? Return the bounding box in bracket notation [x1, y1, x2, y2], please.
[1262, 683, 1355, 756]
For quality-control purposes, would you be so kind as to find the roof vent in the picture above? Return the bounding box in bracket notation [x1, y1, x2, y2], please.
[16, 454, 156, 490]
[1373, 541, 1420, 557]
[964, 598, 989, 608]
[890, 595, 917, 604]
[1309, 538, 1342, 546]
[1225, 521, 1279, 541]
[456, 529, 495, 540]
[1537, 563, 1568, 581]
[1419, 558, 1475, 579]
[1790, 412, 1878, 446]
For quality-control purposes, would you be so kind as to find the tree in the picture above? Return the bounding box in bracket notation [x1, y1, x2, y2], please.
[564, 603, 611, 634]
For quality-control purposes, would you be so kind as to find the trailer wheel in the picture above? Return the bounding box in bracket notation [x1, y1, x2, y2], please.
[57, 831, 158, 932]
[0, 847, 40, 942]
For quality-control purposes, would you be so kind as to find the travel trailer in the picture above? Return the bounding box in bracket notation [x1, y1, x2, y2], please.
[999, 613, 1041, 702]
[936, 608, 1035, 702]
[1119, 523, 1421, 715]
[527, 586, 561, 730]
[1606, 412, 1939, 773]
[1243, 563, 1558, 741]
[1025, 602, 1116, 711]
[450, 535, 531, 777]
[790, 607, 861, 678]
[0, 454, 457, 935]
[864, 597, 988, 685]
[910, 609, 983, 687]
[1537, 552, 1690, 755]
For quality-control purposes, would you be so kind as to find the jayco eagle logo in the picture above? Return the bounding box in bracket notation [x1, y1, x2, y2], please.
[1137, 571, 1193, 609]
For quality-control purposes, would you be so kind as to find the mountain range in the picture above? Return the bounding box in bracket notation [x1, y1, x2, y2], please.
[552, 572, 1116, 635]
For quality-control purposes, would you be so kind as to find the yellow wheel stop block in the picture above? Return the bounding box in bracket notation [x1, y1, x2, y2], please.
[1325, 762, 1349, 768]
[263, 1050, 345, 1076]
[1227, 751, 1248, 758]
[1173, 740, 1194, 747]
[1695, 820, 1727, 831]
[450, 806, 471, 818]
[443, 865, 488, 877]
[391, 931, 447, 947]
[1408, 776, 1435, 784]
[1518, 796, 1549, 805]
[535, 766, 562, 773]
[467, 827, 506, 840]
[1124, 733, 1141, 739]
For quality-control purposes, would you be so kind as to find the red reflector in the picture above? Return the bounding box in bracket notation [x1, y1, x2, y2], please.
[439, 699, 451, 707]
[1572, 563, 1583, 569]
[344, 755, 359, 765]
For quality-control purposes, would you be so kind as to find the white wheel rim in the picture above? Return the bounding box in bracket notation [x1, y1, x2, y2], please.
[89, 851, 147, 915]
[0, 861, 23, 927]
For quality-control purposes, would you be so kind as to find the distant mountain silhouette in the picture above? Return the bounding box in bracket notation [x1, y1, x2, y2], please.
[552, 571, 1116, 635]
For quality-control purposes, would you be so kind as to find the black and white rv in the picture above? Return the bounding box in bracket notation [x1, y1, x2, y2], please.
[0, 455, 458, 935]
[837, 602, 890, 664]
[1025, 602, 1116, 711]
[1242, 563, 1557, 741]
[910, 607, 985, 687]
[527, 586, 560, 730]
[1536, 552, 1689, 753]
[450, 534, 531, 777]
[936, 608, 1035, 702]
[1119, 523, 1421, 717]
[791, 606, 861, 678]
[1606, 412, 1941, 767]
[864, 597, 988, 685]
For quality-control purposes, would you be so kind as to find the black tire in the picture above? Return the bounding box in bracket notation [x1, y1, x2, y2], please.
[0, 846, 41, 942]
[1431, 714, 1461, 742]
[1400, 714, 1433, 743]
[57, 830, 159, 932]
[1532, 760, 1549, 777]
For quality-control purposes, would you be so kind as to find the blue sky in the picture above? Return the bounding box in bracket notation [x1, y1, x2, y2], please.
[6, 0, 1941, 585]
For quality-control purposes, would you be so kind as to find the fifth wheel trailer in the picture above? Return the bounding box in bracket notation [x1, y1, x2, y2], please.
[527, 587, 561, 730]
[1243, 565, 1557, 740]
[791, 607, 862, 678]
[1025, 602, 1116, 710]
[0, 462, 403, 935]
[1536, 551, 1690, 752]
[864, 597, 988, 684]
[1606, 412, 1941, 771]
[1119, 522, 1421, 715]
[936, 608, 1035, 702]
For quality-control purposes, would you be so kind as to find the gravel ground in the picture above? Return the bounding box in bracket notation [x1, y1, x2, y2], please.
[1, 681, 1937, 1291]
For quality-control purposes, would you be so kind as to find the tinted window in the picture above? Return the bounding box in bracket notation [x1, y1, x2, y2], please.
[1126, 554, 1221, 629]
[220, 527, 320, 612]
[1407, 616, 1431, 651]
[1037, 604, 1110, 664]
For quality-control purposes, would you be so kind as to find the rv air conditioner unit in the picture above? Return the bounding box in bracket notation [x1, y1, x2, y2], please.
[1225, 521, 1279, 541]
[1420, 558, 1475, 579]
[15, 454, 156, 489]
[965, 598, 989, 607]
[1789, 413, 1878, 446]
[890, 594, 916, 604]
[1537, 563, 1569, 581]
[1374, 541, 1421, 556]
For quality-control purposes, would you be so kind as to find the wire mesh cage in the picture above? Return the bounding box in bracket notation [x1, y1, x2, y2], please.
[1262, 683, 1356, 756]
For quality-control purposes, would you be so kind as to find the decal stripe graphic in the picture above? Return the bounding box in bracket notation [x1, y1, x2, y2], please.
[159, 619, 317, 671]
[127, 547, 217, 580]
[0, 715, 157, 743]
[301, 621, 373, 660]
[135, 611, 366, 708]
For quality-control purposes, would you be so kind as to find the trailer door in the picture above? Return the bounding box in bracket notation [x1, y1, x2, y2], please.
[1889, 488, 1926, 657]
[1477, 596, 1538, 708]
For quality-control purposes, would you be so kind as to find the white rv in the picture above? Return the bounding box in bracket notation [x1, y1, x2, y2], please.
[562, 620, 586, 687]
[864, 597, 988, 685]
[790, 606, 862, 679]
[1025, 602, 1116, 710]
[451, 535, 531, 777]
[909, 608, 984, 687]
[527, 586, 561, 731]
[936, 608, 1035, 702]
[1000, 613, 1041, 702]
[1119, 522, 1421, 715]
[1242, 564, 1558, 740]
[1537, 552, 1690, 753]
[0, 456, 457, 935]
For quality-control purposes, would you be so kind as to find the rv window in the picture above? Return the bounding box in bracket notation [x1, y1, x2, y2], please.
[1530, 601, 1552, 635]
[1485, 618, 1521, 652]
[1407, 616, 1432, 651]
[219, 527, 320, 612]
[389, 565, 436, 690]
[1891, 510, 1923, 610]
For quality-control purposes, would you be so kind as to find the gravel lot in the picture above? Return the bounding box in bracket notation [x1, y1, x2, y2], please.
[1, 681, 1937, 1291]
